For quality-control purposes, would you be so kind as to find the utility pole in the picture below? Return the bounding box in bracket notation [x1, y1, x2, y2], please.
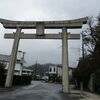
[34, 60, 37, 80]
[82, 32, 85, 64]
[81, 31, 85, 94]
[21, 52, 26, 66]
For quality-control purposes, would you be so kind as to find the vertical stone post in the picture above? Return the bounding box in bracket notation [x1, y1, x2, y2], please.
[5, 28, 21, 88]
[89, 74, 94, 92]
[62, 27, 69, 93]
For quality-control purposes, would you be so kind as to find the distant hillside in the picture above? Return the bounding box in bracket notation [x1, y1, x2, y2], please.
[27, 63, 57, 77]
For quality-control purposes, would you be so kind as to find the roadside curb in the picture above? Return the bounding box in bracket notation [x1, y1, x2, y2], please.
[69, 90, 100, 100]
[0, 88, 15, 92]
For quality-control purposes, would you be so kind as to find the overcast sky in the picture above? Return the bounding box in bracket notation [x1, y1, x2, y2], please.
[0, 0, 100, 67]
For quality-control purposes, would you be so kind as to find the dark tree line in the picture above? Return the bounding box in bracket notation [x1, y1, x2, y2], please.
[73, 14, 100, 93]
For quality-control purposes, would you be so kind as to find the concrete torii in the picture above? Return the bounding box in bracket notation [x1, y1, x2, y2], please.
[0, 17, 88, 93]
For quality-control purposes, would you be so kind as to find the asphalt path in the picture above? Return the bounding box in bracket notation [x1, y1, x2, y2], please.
[0, 81, 77, 100]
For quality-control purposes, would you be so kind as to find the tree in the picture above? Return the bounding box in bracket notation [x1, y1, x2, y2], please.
[73, 14, 100, 90]
[73, 55, 93, 89]
[83, 14, 100, 70]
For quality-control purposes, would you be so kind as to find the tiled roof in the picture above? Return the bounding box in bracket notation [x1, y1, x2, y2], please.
[0, 54, 25, 64]
[0, 54, 10, 62]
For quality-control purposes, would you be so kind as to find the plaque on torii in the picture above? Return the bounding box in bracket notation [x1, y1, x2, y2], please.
[0, 17, 88, 93]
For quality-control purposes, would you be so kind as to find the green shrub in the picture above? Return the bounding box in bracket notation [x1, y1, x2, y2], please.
[0, 63, 6, 86]
[13, 75, 32, 85]
[72, 68, 90, 89]
[0, 75, 32, 86]
[0, 62, 32, 86]
[93, 69, 100, 93]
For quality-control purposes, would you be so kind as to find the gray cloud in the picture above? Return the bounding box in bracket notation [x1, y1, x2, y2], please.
[0, 0, 100, 67]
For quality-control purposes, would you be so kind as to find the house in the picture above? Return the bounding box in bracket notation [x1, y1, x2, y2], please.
[48, 65, 75, 81]
[0, 51, 33, 76]
[22, 68, 33, 75]
[49, 65, 62, 78]
[49, 66, 57, 75]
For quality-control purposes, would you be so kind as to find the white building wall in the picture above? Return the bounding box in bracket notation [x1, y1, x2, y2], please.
[22, 69, 33, 75]
[17, 51, 23, 60]
[5, 62, 33, 76]
[1, 51, 33, 76]
[5, 63, 22, 76]
[57, 67, 62, 77]
[48, 66, 73, 79]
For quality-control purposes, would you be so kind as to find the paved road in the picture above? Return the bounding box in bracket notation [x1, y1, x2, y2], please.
[0, 81, 77, 100]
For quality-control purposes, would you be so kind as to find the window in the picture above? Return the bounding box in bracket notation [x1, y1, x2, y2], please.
[54, 68, 55, 72]
[50, 68, 52, 72]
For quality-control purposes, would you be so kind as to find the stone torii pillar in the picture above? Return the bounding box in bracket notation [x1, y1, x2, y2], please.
[62, 27, 69, 93]
[5, 28, 21, 87]
[0, 17, 88, 93]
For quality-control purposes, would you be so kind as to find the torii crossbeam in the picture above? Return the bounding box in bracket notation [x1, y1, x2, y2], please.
[0, 17, 88, 93]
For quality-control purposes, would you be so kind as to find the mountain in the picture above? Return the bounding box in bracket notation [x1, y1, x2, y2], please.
[27, 63, 56, 77]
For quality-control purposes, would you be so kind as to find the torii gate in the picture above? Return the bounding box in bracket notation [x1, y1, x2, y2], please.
[0, 17, 87, 93]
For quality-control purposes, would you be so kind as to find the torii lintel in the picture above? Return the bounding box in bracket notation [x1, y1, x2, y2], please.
[0, 17, 88, 29]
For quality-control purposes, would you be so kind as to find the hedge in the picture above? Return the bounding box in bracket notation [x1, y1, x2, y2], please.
[93, 69, 100, 94]
[0, 75, 32, 86]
